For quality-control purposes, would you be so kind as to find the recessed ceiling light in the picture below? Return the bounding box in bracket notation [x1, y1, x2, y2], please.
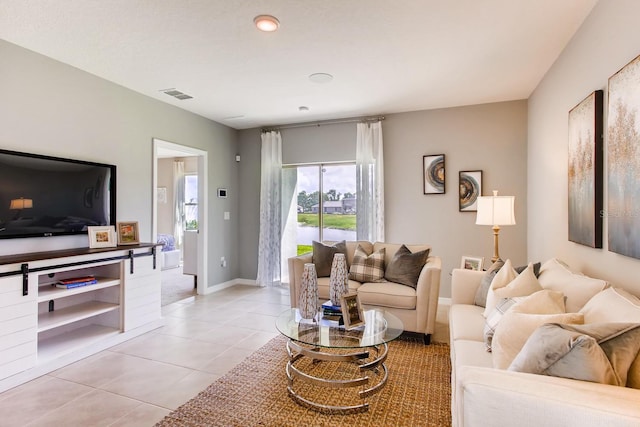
[254, 15, 280, 32]
[309, 73, 333, 84]
[298, 106, 309, 112]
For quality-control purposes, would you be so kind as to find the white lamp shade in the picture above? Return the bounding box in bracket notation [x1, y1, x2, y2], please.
[9, 198, 33, 209]
[476, 195, 515, 226]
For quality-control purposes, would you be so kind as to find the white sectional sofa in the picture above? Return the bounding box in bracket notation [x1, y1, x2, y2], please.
[288, 240, 442, 343]
[449, 259, 640, 427]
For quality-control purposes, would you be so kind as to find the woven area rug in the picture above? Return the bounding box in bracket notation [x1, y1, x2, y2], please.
[156, 335, 451, 427]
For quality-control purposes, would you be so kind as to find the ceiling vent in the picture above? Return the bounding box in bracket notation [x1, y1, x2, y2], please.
[161, 89, 193, 100]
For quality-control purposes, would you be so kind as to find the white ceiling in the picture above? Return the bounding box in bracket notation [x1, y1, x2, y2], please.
[0, 0, 597, 130]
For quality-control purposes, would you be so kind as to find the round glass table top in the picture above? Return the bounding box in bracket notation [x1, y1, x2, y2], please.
[276, 308, 404, 349]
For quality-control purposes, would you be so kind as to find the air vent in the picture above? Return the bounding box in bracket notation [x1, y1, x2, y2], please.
[160, 88, 193, 100]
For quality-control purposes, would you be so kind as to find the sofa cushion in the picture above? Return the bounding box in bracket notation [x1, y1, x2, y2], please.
[453, 339, 494, 370]
[484, 262, 542, 317]
[450, 304, 486, 342]
[492, 311, 584, 369]
[349, 244, 385, 282]
[537, 258, 609, 312]
[510, 323, 640, 388]
[384, 245, 430, 289]
[312, 240, 347, 277]
[317, 277, 361, 300]
[357, 281, 416, 309]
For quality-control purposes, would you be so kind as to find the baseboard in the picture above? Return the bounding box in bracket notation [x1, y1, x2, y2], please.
[202, 278, 258, 294]
[438, 297, 452, 305]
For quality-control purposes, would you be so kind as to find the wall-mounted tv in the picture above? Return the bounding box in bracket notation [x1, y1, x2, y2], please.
[0, 148, 116, 239]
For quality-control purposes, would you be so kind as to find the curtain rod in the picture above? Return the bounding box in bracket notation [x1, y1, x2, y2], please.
[261, 116, 385, 133]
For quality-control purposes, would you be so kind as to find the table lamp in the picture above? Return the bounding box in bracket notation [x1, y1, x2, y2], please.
[476, 190, 515, 263]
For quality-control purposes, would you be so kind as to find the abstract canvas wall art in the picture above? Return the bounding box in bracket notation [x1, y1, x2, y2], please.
[568, 90, 603, 248]
[459, 170, 482, 212]
[423, 154, 445, 194]
[608, 54, 640, 258]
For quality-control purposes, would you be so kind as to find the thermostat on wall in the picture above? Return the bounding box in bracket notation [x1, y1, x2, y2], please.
[217, 188, 228, 198]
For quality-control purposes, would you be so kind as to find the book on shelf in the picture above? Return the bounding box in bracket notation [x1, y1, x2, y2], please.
[55, 276, 98, 289]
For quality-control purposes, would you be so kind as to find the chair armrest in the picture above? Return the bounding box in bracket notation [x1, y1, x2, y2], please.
[287, 252, 312, 308]
[455, 366, 640, 427]
[451, 268, 484, 305]
[415, 256, 442, 335]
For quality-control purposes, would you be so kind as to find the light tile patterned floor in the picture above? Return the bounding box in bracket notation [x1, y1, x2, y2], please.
[0, 285, 450, 426]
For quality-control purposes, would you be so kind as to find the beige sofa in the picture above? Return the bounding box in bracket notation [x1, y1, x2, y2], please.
[449, 259, 640, 427]
[288, 241, 442, 344]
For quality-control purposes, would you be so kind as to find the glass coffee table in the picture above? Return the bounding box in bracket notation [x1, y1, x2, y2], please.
[275, 308, 403, 413]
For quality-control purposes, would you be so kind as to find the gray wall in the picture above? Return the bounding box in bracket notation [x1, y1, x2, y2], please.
[238, 100, 528, 297]
[528, 0, 640, 295]
[0, 40, 239, 287]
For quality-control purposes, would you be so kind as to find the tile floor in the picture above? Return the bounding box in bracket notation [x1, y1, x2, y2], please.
[0, 285, 450, 426]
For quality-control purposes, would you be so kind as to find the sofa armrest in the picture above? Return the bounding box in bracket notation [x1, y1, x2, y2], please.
[451, 268, 484, 305]
[415, 256, 442, 335]
[287, 252, 313, 308]
[456, 366, 640, 427]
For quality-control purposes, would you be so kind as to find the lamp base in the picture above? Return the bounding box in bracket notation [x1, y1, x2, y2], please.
[491, 225, 501, 264]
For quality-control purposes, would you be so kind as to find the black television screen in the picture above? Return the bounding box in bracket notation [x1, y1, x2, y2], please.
[0, 149, 116, 239]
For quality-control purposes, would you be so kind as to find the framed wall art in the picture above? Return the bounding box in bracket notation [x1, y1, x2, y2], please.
[116, 221, 140, 245]
[568, 90, 603, 248]
[459, 170, 482, 212]
[423, 154, 445, 194]
[607, 54, 640, 259]
[88, 225, 117, 248]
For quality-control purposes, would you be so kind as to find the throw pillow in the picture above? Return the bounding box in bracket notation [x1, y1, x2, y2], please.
[509, 323, 640, 387]
[474, 260, 542, 308]
[537, 258, 610, 312]
[484, 262, 543, 317]
[384, 245, 430, 289]
[348, 245, 385, 282]
[580, 287, 640, 323]
[474, 259, 505, 307]
[312, 240, 347, 277]
[491, 311, 584, 370]
[483, 289, 566, 352]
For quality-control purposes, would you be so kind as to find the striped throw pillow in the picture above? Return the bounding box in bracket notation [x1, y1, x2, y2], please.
[348, 245, 385, 282]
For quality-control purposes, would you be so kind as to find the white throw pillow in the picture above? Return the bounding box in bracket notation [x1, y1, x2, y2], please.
[511, 289, 566, 314]
[537, 258, 609, 312]
[492, 311, 584, 370]
[484, 262, 542, 317]
[483, 259, 517, 317]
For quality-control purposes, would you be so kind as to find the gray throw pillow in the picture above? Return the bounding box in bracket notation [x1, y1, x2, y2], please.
[509, 322, 640, 386]
[312, 240, 347, 277]
[474, 261, 541, 307]
[384, 245, 430, 289]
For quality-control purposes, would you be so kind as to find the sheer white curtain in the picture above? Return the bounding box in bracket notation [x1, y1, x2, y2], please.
[356, 121, 385, 242]
[256, 131, 283, 287]
[173, 160, 185, 247]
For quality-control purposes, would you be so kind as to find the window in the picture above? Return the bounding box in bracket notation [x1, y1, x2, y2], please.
[184, 174, 198, 230]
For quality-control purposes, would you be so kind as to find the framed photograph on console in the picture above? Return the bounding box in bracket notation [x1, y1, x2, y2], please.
[340, 293, 365, 330]
[460, 255, 484, 271]
[117, 221, 140, 245]
[88, 225, 117, 248]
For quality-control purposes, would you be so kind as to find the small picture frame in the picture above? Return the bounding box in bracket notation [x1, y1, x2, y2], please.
[340, 293, 365, 330]
[88, 225, 117, 248]
[116, 221, 140, 245]
[461, 255, 484, 271]
[423, 154, 445, 194]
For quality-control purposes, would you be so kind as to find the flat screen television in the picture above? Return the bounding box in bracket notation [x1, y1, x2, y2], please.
[0, 148, 116, 239]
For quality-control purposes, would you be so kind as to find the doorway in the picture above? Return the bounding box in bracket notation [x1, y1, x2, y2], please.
[152, 138, 208, 304]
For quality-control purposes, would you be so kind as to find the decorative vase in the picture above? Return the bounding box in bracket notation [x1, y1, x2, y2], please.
[329, 253, 349, 306]
[299, 263, 319, 319]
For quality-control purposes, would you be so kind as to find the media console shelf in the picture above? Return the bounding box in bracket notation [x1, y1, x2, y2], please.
[0, 244, 162, 393]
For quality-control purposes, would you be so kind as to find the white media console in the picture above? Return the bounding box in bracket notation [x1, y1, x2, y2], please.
[0, 244, 163, 392]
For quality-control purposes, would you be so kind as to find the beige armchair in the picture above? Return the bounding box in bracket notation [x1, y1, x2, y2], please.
[287, 241, 442, 344]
